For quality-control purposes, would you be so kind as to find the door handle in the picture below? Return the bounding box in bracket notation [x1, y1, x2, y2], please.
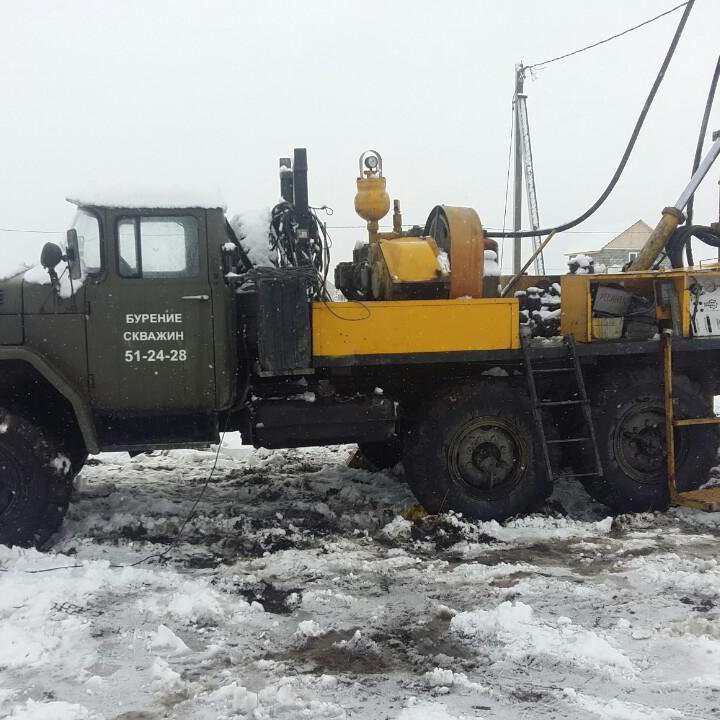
[181, 294, 210, 301]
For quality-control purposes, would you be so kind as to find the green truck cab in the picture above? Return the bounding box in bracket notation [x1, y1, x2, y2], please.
[0, 201, 241, 545]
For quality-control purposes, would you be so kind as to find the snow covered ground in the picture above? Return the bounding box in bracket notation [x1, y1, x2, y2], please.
[2, 439, 720, 719]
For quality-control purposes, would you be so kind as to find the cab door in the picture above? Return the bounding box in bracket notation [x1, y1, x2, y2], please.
[85, 209, 216, 412]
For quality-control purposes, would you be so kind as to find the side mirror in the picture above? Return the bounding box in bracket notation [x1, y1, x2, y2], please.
[40, 242, 63, 270]
[66, 229, 82, 280]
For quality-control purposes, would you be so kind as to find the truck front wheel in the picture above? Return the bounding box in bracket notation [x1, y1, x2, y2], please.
[0, 410, 73, 547]
[403, 382, 545, 521]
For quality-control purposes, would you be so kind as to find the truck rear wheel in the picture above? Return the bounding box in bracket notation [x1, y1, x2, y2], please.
[403, 382, 544, 521]
[582, 371, 718, 512]
[0, 409, 73, 547]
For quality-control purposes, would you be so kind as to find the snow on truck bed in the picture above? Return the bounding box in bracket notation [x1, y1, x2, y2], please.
[2, 442, 720, 719]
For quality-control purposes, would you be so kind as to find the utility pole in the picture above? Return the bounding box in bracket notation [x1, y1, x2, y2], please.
[516, 87, 545, 274]
[512, 62, 545, 274]
[512, 64, 524, 274]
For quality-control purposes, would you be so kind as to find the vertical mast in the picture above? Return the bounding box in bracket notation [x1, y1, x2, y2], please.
[512, 64, 524, 274]
[512, 63, 545, 275]
[516, 89, 545, 274]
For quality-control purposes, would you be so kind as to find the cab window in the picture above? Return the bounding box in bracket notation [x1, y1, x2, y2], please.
[117, 216, 200, 278]
[73, 209, 102, 275]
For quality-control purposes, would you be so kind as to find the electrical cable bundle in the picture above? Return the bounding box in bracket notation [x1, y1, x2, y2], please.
[267, 202, 332, 300]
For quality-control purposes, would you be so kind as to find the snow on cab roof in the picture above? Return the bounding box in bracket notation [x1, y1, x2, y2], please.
[66, 187, 227, 211]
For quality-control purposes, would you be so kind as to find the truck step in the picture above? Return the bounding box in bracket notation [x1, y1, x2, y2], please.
[539, 399, 584, 407]
[556, 472, 603, 479]
[532, 367, 575, 374]
[546, 437, 590, 444]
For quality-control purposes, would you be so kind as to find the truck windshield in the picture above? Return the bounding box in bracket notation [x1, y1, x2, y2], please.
[72, 209, 102, 275]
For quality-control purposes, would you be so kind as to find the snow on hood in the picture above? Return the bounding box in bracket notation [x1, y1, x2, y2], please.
[23, 262, 84, 299]
[0, 259, 33, 282]
[66, 187, 226, 211]
[0, 235, 57, 282]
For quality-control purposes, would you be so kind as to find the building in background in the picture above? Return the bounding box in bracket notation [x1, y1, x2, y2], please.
[565, 220, 670, 273]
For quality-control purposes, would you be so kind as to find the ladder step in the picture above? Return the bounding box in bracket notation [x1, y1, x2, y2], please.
[557, 472, 602, 479]
[532, 367, 575, 374]
[546, 437, 590, 444]
[524, 334, 604, 481]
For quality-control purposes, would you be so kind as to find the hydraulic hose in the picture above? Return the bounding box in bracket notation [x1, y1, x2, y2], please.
[486, 0, 695, 239]
[669, 54, 720, 267]
[686, 55, 720, 227]
[667, 225, 720, 268]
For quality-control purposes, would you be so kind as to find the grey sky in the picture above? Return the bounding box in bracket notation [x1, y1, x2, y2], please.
[1, 0, 718, 273]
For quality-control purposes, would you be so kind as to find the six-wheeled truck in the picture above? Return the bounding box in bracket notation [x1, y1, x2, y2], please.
[2, 143, 720, 548]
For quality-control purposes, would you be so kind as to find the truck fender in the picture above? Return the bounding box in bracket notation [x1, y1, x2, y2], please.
[0, 347, 99, 453]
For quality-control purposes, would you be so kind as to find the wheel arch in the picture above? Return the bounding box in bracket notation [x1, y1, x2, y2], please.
[0, 348, 99, 454]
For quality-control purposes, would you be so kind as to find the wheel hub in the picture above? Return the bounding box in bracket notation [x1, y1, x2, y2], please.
[614, 403, 674, 483]
[447, 417, 527, 499]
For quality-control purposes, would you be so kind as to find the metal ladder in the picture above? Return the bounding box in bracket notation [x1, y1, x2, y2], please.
[663, 334, 720, 511]
[522, 335, 603, 482]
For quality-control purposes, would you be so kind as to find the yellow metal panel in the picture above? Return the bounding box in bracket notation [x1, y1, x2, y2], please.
[380, 238, 443, 282]
[559, 275, 591, 342]
[559, 269, 720, 342]
[312, 298, 519, 357]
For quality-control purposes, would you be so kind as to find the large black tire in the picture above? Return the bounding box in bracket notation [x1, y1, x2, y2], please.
[0, 409, 74, 547]
[582, 370, 718, 512]
[357, 438, 402, 471]
[402, 381, 546, 521]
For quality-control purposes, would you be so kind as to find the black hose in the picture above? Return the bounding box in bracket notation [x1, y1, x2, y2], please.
[486, 0, 695, 239]
[664, 55, 720, 268]
[686, 55, 720, 227]
[666, 225, 720, 268]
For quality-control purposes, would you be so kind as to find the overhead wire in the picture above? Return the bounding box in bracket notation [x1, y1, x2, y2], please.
[526, 1, 689, 72]
[486, 0, 696, 239]
[499, 96, 516, 269]
[326, 226, 655, 234]
[0, 227, 63, 234]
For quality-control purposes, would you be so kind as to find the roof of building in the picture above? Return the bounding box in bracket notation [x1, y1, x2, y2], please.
[565, 219, 653, 256]
[600, 219, 653, 250]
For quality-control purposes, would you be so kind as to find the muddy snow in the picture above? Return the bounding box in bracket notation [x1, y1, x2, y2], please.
[2, 440, 720, 719]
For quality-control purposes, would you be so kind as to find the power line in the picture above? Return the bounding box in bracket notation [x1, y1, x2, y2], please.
[327, 226, 662, 234]
[527, 1, 689, 72]
[0, 224, 645, 235]
[0, 227, 64, 234]
[487, 0, 695, 239]
[500, 98, 516, 269]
